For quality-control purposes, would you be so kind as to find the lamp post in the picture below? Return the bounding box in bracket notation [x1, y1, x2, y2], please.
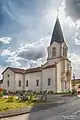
[73, 73, 75, 89]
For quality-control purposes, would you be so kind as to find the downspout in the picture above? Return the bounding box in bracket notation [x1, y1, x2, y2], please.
[23, 72, 25, 91]
[14, 73, 15, 93]
[40, 67, 43, 92]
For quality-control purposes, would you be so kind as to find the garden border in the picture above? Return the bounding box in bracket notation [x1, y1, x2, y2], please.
[0, 96, 78, 119]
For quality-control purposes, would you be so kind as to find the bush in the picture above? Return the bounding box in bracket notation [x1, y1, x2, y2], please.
[33, 91, 36, 94]
[48, 91, 54, 94]
[7, 96, 15, 102]
[39, 91, 43, 94]
[0, 92, 3, 98]
[68, 91, 72, 93]
[27, 94, 38, 102]
[72, 89, 77, 94]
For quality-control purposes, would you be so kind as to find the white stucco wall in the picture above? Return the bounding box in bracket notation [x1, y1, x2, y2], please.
[0, 83, 3, 88]
[14, 73, 24, 91]
[25, 72, 41, 92]
[48, 42, 60, 59]
[47, 58, 60, 65]
[3, 68, 15, 92]
[60, 59, 72, 92]
[42, 67, 56, 92]
[62, 41, 68, 57]
[56, 62, 62, 92]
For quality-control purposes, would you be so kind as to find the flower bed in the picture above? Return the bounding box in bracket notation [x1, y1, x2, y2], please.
[0, 96, 48, 112]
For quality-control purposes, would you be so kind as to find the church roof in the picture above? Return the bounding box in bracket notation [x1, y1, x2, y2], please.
[43, 64, 55, 69]
[2, 67, 25, 74]
[2, 64, 56, 74]
[50, 17, 64, 45]
[25, 67, 41, 73]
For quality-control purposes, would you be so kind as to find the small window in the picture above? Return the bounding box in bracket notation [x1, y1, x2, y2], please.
[67, 63, 69, 69]
[63, 47, 65, 56]
[65, 48, 67, 57]
[26, 80, 28, 87]
[36, 80, 39, 86]
[19, 80, 21, 87]
[63, 47, 67, 57]
[7, 80, 9, 87]
[8, 74, 10, 78]
[48, 78, 51, 86]
[52, 47, 56, 57]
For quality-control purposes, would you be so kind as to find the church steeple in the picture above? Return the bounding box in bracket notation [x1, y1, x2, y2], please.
[50, 16, 64, 45]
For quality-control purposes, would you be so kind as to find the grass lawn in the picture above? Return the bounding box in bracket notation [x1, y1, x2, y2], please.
[0, 97, 48, 112]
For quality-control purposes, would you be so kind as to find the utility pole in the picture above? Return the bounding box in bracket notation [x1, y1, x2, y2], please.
[73, 73, 75, 89]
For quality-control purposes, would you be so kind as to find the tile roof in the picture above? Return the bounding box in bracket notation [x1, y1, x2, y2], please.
[72, 79, 80, 84]
[2, 64, 55, 74]
[25, 67, 41, 74]
[10, 67, 25, 74]
[2, 67, 25, 74]
[43, 64, 55, 69]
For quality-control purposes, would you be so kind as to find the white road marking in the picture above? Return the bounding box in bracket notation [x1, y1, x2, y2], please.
[72, 109, 80, 114]
[55, 100, 64, 103]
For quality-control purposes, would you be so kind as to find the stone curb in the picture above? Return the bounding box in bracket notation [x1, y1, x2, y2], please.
[0, 97, 78, 119]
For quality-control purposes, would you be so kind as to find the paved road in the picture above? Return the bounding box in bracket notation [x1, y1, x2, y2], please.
[1, 96, 80, 120]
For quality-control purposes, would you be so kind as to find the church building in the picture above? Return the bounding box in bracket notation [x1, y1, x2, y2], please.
[2, 17, 72, 93]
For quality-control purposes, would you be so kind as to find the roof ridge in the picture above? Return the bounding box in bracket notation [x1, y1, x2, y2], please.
[9, 67, 25, 70]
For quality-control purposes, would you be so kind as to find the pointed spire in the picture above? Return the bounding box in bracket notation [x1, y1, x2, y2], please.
[50, 16, 64, 45]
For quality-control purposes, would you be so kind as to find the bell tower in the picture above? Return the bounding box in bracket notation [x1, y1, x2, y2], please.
[47, 16, 68, 64]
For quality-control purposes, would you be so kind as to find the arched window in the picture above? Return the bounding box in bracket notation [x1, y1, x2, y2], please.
[65, 48, 67, 57]
[36, 80, 39, 86]
[26, 80, 28, 87]
[65, 81, 67, 89]
[7, 80, 9, 87]
[63, 47, 67, 57]
[52, 47, 56, 57]
[63, 47, 65, 56]
[8, 74, 10, 78]
[48, 78, 51, 86]
[19, 80, 21, 87]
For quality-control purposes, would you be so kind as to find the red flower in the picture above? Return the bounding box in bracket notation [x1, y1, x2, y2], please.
[0, 88, 3, 92]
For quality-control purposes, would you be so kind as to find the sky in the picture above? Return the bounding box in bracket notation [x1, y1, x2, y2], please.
[0, 0, 80, 79]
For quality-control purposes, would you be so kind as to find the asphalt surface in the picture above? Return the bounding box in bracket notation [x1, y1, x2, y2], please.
[1, 96, 80, 120]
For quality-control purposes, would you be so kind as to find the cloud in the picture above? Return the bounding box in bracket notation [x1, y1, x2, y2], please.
[69, 53, 80, 70]
[65, 0, 80, 21]
[69, 53, 80, 78]
[18, 36, 50, 61]
[0, 66, 6, 79]
[1, 36, 50, 68]
[0, 37, 12, 44]
[1, 49, 14, 56]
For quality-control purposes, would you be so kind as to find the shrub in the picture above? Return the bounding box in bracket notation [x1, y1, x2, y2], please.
[72, 89, 77, 94]
[68, 90, 72, 93]
[33, 91, 36, 94]
[7, 96, 15, 102]
[0, 91, 3, 98]
[48, 91, 54, 94]
[27, 94, 38, 102]
[39, 91, 43, 94]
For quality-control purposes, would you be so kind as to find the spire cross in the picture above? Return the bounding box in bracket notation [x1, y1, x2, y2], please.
[57, 0, 63, 17]
[57, 7, 59, 17]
